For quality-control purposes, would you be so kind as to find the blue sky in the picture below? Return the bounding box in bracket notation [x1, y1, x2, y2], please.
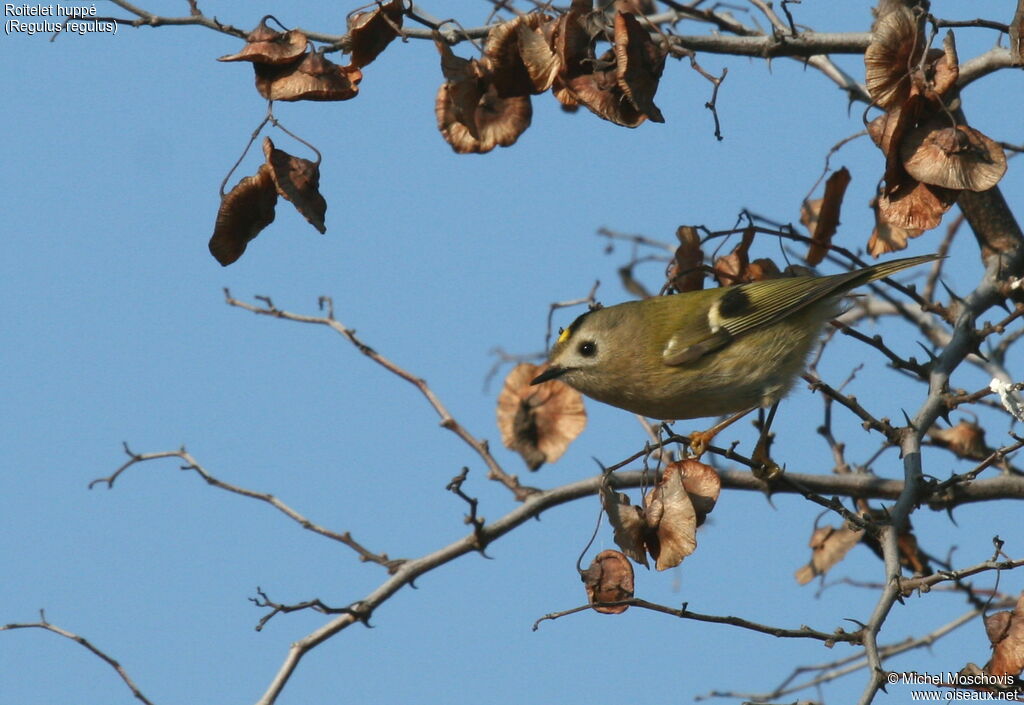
[3, 1, 1022, 704]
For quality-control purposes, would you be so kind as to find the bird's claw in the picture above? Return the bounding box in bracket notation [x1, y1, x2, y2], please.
[688, 430, 714, 458]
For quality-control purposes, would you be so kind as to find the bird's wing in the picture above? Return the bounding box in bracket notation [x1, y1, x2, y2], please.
[661, 272, 860, 366]
[662, 255, 936, 366]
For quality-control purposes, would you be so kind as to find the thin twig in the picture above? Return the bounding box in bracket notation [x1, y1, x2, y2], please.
[534, 597, 863, 644]
[91, 444, 407, 572]
[1, 611, 156, 705]
[223, 292, 538, 500]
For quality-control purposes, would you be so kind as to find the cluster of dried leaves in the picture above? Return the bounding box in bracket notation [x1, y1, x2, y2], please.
[208, 4, 405, 264]
[599, 460, 721, 573]
[670, 225, 819, 294]
[218, 3, 403, 101]
[579, 461, 719, 614]
[863, 4, 1007, 256]
[435, 0, 667, 154]
[207, 1, 668, 260]
[209, 137, 328, 265]
[575, 460, 721, 615]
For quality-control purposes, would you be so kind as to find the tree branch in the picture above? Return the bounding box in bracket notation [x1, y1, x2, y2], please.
[223, 291, 537, 501]
[1, 611, 155, 705]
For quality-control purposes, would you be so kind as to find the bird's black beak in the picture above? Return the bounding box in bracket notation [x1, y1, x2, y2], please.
[531, 365, 566, 385]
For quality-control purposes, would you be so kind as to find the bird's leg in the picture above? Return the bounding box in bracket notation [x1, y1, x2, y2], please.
[687, 407, 756, 458]
[751, 402, 784, 481]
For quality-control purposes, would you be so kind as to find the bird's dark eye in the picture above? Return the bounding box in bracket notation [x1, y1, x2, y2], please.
[578, 341, 597, 357]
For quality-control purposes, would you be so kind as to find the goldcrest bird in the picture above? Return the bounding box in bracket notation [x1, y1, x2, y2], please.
[531, 255, 936, 421]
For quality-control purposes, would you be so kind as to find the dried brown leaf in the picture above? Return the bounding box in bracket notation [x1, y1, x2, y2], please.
[613, 12, 666, 122]
[712, 228, 778, 284]
[262, 137, 327, 234]
[617, 264, 651, 299]
[929, 420, 990, 459]
[988, 592, 1024, 677]
[901, 119, 1008, 192]
[676, 459, 720, 526]
[877, 179, 958, 233]
[896, 530, 931, 575]
[800, 198, 822, 233]
[868, 195, 923, 256]
[795, 522, 865, 585]
[255, 50, 361, 102]
[582, 549, 635, 614]
[865, 6, 925, 110]
[930, 35, 960, 97]
[347, 0, 404, 69]
[218, 19, 308, 65]
[553, 0, 598, 81]
[805, 167, 851, 265]
[561, 66, 647, 128]
[209, 163, 278, 266]
[484, 14, 552, 97]
[435, 40, 533, 153]
[496, 362, 586, 470]
[643, 463, 697, 571]
[517, 15, 560, 92]
[599, 482, 649, 567]
[667, 226, 705, 293]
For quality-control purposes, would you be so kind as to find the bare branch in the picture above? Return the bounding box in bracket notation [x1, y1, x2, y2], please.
[91, 444, 405, 572]
[706, 607, 987, 702]
[534, 597, 864, 645]
[1, 611, 156, 705]
[899, 556, 1024, 594]
[223, 291, 537, 500]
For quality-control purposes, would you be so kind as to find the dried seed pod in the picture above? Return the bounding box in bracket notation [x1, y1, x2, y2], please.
[562, 67, 646, 128]
[676, 459, 720, 527]
[517, 15, 560, 92]
[864, 6, 925, 109]
[496, 362, 586, 470]
[986, 592, 1024, 677]
[599, 483, 649, 567]
[582, 550, 634, 614]
[218, 17, 308, 65]
[262, 137, 328, 234]
[667, 225, 705, 293]
[876, 179, 958, 232]
[434, 39, 533, 154]
[209, 163, 278, 266]
[255, 50, 362, 102]
[553, 0, 600, 81]
[484, 14, 553, 97]
[804, 167, 851, 265]
[643, 463, 697, 571]
[347, 0, 404, 69]
[867, 195, 923, 256]
[613, 12, 666, 122]
[901, 118, 1007, 192]
[794, 522, 865, 585]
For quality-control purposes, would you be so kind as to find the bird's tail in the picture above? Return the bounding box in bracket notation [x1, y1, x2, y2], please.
[859, 254, 940, 284]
